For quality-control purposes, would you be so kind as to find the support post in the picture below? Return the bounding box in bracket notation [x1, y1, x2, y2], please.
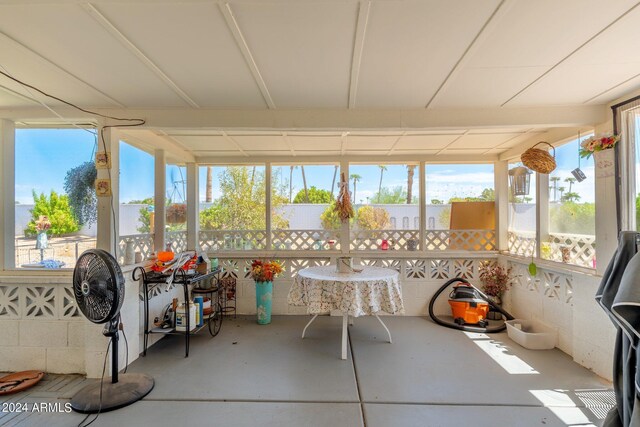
[0, 119, 15, 269]
[154, 149, 166, 254]
[186, 162, 199, 252]
[96, 126, 119, 255]
[494, 160, 509, 251]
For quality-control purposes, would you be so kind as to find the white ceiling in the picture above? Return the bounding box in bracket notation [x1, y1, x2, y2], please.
[1, 0, 638, 160]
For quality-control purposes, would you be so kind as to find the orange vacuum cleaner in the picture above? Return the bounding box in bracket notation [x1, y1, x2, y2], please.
[448, 283, 490, 328]
[429, 277, 514, 333]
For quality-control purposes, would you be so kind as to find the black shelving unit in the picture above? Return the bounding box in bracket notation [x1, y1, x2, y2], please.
[133, 267, 222, 357]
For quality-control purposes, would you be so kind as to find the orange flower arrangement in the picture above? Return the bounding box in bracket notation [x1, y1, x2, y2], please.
[250, 259, 284, 282]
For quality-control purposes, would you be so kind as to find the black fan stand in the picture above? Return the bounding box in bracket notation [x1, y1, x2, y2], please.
[71, 315, 155, 413]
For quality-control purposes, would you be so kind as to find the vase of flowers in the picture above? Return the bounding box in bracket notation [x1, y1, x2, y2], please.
[35, 216, 51, 250]
[250, 260, 284, 324]
[579, 133, 619, 159]
[479, 262, 512, 319]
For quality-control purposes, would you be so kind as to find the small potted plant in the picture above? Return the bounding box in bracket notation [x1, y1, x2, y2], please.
[478, 262, 512, 308]
[250, 260, 284, 324]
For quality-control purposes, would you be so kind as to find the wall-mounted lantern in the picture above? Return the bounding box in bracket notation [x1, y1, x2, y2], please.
[508, 166, 532, 196]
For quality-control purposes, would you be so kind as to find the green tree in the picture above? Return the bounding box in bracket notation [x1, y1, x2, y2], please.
[320, 201, 345, 230]
[376, 165, 387, 203]
[564, 177, 576, 194]
[293, 186, 332, 203]
[550, 202, 595, 234]
[479, 188, 495, 201]
[134, 197, 154, 233]
[550, 176, 561, 201]
[25, 190, 80, 237]
[431, 199, 443, 205]
[356, 205, 390, 230]
[63, 161, 97, 226]
[200, 167, 288, 230]
[371, 186, 408, 204]
[562, 192, 581, 203]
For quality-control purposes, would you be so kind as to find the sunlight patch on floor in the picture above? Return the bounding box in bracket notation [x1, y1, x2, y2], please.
[463, 331, 539, 375]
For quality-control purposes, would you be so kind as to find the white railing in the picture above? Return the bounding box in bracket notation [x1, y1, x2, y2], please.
[118, 233, 154, 263]
[167, 230, 188, 253]
[508, 230, 536, 257]
[350, 229, 420, 251]
[272, 229, 341, 251]
[425, 229, 496, 251]
[199, 230, 267, 252]
[546, 232, 596, 269]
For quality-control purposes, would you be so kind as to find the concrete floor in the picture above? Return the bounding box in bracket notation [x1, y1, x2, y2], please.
[0, 316, 614, 426]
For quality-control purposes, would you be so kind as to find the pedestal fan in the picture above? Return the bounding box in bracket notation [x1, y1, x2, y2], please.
[70, 249, 154, 413]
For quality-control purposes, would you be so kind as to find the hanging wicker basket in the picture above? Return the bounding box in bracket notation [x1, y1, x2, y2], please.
[521, 142, 556, 174]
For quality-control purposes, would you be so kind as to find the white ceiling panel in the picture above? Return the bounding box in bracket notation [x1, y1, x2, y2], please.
[510, 5, 640, 106]
[195, 151, 244, 157]
[433, 66, 548, 107]
[448, 133, 521, 149]
[288, 135, 342, 151]
[440, 149, 490, 155]
[466, 0, 638, 68]
[394, 134, 460, 150]
[394, 149, 440, 156]
[170, 135, 231, 151]
[245, 150, 291, 156]
[96, 2, 266, 108]
[345, 135, 398, 150]
[232, 135, 289, 151]
[0, 4, 188, 107]
[355, 0, 501, 108]
[231, 2, 357, 107]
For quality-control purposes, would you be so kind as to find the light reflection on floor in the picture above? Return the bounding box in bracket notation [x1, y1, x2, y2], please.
[463, 331, 539, 374]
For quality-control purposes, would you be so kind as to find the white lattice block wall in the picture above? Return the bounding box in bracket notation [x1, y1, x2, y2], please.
[217, 256, 496, 317]
[0, 280, 85, 374]
[504, 256, 615, 381]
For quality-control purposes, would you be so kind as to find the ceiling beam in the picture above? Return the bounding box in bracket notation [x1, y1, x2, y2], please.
[348, 0, 371, 108]
[219, 2, 276, 109]
[584, 71, 640, 104]
[0, 31, 124, 107]
[0, 83, 40, 105]
[502, 1, 640, 107]
[196, 153, 500, 165]
[0, 104, 608, 130]
[426, 0, 513, 108]
[386, 132, 405, 156]
[119, 129, 195, 163]
[281, 132, 296, 156]
[81, 3, 199, 108]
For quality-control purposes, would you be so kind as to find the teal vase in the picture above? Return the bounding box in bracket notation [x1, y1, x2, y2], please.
[255, 281, 273, 325]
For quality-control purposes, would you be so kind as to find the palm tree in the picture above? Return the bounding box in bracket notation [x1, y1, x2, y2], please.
[289, 165, 297, 202]
[330, 165, 338, 200]
[406, 165, 416, 204]
[550, 177, 561, 202]
[205, 166, 212, 203]
[564, 177, 576, 194]
[350, 174, 361, 203]
[301, 165, 309, 203]
[563, 192, 581, 203]
[558, 186, 565, 202]
[377, 165, 387, 203]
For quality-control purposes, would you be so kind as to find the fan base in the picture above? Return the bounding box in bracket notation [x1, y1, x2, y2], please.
[70, 373, 154, 414]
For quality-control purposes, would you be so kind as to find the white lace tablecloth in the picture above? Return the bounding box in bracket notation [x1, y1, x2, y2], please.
[287, 265, 405, 317]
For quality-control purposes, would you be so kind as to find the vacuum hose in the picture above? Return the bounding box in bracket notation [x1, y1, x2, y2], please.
[428, 278, 515, 333]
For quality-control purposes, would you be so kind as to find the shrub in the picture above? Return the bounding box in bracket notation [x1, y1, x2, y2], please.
[24, 190, 80, 237]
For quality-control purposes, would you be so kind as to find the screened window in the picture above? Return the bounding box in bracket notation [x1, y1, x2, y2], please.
[508, 161, 536, 257]
[14, 128, 97, 268]
[426, 164, 495, 250]
[199, 166, 266, 251]
[349, 164, 419, 251]
[271, 164, 339, 250]
[545, 136, 596, 268]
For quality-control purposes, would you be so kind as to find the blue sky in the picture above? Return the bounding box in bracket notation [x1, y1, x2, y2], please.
[14, 128, 596, 205]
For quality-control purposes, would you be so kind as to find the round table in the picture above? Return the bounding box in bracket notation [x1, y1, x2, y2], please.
[287, 265, 404, 359]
